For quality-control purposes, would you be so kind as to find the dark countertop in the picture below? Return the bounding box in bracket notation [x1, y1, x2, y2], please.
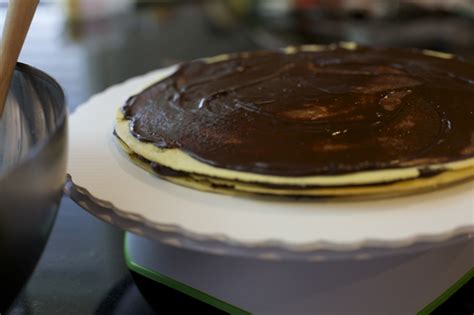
[6, 2, 474, 314]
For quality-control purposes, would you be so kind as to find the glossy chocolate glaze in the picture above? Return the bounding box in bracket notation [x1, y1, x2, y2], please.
[122, 46, 474, 176]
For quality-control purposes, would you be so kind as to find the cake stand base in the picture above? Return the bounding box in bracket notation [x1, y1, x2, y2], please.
[125, 233, 473, 315]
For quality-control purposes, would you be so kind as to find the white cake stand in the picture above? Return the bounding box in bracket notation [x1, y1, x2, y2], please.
[66, 66, 473, 260]
[66, 67, 474, 314]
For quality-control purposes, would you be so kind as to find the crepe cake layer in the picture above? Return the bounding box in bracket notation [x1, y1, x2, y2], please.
[115, 43, 474, 196]
[115, 135, 474, 198]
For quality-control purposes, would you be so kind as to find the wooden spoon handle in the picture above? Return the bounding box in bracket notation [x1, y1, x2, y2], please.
[0, 0, 39, 117]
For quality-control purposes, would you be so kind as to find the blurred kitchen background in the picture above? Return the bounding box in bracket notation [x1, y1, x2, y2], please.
[3, 0, 474, 314]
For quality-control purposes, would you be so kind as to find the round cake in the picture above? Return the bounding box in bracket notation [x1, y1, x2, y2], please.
[115, 43, 474, 197]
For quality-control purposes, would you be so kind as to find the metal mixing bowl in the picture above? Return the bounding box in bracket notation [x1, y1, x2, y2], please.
[0, 63, 67, 313]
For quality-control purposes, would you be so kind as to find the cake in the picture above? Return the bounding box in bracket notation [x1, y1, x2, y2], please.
[115, 43, 474, 197]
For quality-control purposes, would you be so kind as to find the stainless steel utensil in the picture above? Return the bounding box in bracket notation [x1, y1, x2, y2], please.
[0, 63, 67, 313]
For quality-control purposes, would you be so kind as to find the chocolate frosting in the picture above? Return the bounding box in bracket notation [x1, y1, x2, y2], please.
[122, 46, 474, 176]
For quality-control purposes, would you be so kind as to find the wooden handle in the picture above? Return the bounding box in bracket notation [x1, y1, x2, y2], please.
[0, 0, 39, 117]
